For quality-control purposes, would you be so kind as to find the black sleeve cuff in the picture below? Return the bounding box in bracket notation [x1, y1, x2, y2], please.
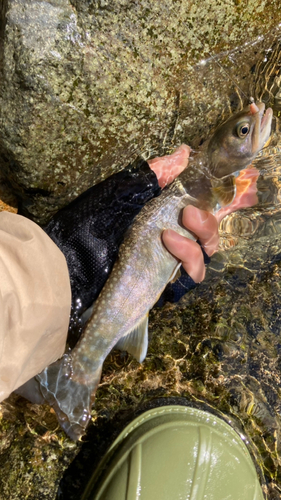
[155, 243, 211, 306]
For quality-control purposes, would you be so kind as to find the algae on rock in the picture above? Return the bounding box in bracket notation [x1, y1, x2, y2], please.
[0, 0, 281, 222]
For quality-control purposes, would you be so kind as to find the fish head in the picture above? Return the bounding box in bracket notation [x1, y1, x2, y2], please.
[208, 102, 273, 178]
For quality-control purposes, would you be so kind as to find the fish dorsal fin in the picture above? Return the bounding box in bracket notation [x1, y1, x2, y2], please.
[211, 175, 236, 207]
[115, 314, 149, 363]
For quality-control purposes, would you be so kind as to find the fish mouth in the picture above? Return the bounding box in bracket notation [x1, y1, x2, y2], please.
[251, 102, 273, 153]
[258, 103, 273, 132]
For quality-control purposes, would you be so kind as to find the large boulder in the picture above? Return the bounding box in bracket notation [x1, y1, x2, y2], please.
[0, 0, 280, 222]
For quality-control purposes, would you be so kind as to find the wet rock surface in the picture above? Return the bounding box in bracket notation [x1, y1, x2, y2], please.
[0, 0, 281, 222]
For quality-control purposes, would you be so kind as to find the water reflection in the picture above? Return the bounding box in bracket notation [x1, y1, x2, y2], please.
[217, 113, 281, 252]
[194, 108, 281, 498]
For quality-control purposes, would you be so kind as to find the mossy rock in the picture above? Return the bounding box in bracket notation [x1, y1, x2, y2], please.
[0, 0, 281, 222]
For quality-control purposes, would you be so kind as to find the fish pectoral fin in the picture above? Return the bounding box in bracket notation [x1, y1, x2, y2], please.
[211, 175, 236, 207]
[170, 266, 182, 284]
[168, 263, 182, 285]
[115, 314, 149, 363]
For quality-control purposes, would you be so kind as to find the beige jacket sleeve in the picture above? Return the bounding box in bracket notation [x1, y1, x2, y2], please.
[0, 212, 71, 402]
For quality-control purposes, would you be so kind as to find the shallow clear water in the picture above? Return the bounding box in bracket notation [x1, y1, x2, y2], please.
[211, 112, 281, 267]
[195, 111, 281, 499]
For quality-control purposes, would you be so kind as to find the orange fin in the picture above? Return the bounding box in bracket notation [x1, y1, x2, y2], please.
[211, 175, 236, 207]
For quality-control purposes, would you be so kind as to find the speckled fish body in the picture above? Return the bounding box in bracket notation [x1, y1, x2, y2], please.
[38, 182, 192, 438]
[37, 102, 273, 440]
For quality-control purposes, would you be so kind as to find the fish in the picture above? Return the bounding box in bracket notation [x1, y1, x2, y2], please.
[37, 101, 273, 440]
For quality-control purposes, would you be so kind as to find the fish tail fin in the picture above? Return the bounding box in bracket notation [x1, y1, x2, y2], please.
[36, 353, 102, 440]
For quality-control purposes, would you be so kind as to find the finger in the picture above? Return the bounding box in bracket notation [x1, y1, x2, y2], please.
[182, 205, 219, 256]
[148, 144, 190, 188]
[162, 229, 206, 283]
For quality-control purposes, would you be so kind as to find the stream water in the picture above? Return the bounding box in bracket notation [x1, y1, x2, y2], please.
[59, 110, 281, 500]
[189, 107, 281, 498]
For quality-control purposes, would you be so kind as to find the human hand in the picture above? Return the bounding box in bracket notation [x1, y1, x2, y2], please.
[162, 207, 219, 283]
[147, 143, 219, 282]
[148, 144, 259, 284]
[147, 142, 218, 282]
[162, 166, 259, 283]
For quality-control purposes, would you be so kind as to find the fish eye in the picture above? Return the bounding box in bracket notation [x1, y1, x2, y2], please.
[237, 122, 250, 138]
